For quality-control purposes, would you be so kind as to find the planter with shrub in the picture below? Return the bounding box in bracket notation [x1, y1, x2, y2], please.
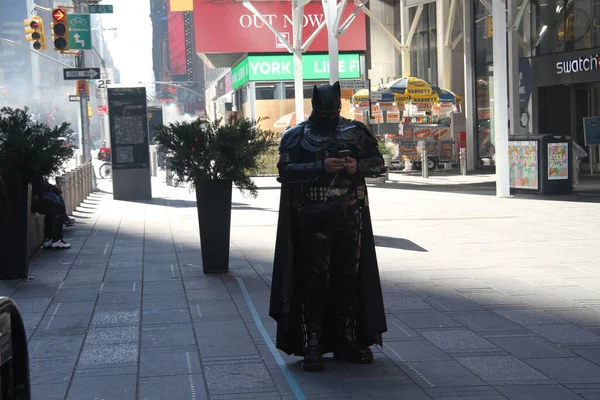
[154, 116, 274, 274]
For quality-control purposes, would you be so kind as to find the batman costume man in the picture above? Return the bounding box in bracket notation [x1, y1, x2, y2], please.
[269, 82, 388, 372]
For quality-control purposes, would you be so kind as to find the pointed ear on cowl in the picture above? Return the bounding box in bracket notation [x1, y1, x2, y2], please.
[333, 81, 341, 93]
[313, 85, 319, 98]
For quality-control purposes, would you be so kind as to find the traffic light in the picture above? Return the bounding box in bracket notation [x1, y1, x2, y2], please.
[24, 16, 46, 50]
[51, 8, 69, 51]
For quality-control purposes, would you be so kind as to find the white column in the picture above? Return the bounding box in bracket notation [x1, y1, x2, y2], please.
[292, 0, 305, 121]
[436, 0, 452, 88]
[325, 0, 340, 83]
[493, 0, 511, 197]
[400, 0, 411, 76]
[508, 0, 520, 136]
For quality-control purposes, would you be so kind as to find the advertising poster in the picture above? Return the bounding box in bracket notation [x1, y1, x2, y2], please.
[386, 111, 400, 124]
[583, 117, 600, 145]
[425, 141, 439, 156]
[353, 112, 364, 122]
[509, 141, 538, 190]
[401, 141, 419, 161]
[402, 126, 414, 140]
[548, 142, 569, 180]
[439, 140, 453, 161]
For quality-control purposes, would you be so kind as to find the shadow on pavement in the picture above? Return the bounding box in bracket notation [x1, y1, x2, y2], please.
[375, 236, 428, 252]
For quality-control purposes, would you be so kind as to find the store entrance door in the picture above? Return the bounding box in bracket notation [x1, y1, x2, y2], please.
[573, 85, 600, 173]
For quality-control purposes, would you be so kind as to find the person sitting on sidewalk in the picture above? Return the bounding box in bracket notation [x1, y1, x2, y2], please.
[31, 178, 71, 250]
[53, 179, 75, 227]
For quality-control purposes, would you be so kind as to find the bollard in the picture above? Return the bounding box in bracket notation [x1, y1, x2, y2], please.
[460, 148, 467, 176]
[77, 153, 84, 167]
[421, 149, 429, 179]
[77, 167, 83, 207]
[150, 151, 158, 177]
[166, 160, 173, 186]
[63, 173, 71, 215]
[87, 163, 93, 196]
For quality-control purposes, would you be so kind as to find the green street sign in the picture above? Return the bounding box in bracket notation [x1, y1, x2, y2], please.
[233, 54, 361, 85]
[89, 4, 114, 14]
[232, 58, 249, 90]
[68, 13, 91, 50]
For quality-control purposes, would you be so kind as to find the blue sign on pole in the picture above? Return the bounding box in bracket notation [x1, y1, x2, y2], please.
[0, 0, 32, 104]
[583, 117, 600, 146]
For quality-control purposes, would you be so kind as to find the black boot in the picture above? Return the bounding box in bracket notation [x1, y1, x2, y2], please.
[334, 316, 374, 364]
[302, 301, 324, 372]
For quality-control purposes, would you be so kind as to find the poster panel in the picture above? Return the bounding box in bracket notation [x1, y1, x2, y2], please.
[401, 141, 419, 161]
[509, 141, 538, 190]
[548, 142, 569, 180]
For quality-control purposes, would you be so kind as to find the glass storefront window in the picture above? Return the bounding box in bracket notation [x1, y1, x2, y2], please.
[474, 0, 494, 163]
[534, 0, 600, 56]
[409, 3, 438, 84]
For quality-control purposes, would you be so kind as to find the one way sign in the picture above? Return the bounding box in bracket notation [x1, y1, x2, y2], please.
[63, 68, 101, 80]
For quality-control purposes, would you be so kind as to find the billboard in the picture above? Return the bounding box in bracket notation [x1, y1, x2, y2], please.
[194, 0, 366, 54]
[168, 5, 187, 76]
[0, 0, 32, 101]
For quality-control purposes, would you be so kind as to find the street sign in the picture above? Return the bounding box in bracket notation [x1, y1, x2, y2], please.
[76, 80, 89, 96]
[89, 4, 113, 14]
[67, 13, 91, 50]
[98, 105, 108, 114]
[63, 68, 100, 80]
[69, 95, 80, 102]
[340, 79, 368, 90]
[96, 68, 114, 99]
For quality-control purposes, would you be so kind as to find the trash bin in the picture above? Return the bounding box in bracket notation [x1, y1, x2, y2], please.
[509, 134, 573, 195]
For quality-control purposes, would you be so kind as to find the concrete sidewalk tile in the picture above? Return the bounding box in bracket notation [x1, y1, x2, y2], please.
[13, 297, 52, 313]
[515, 294, 586, 309]
[78, 343, 138, 366]
[352, 385, 432, 400]
[420, 330, 497, 352]
[395, 311, 462, 329]
[384, 340, 452, 362]
[142, 307, 190, 325]
[493, 308, 568, 326]
[143, 294, 188, 310]
[143, 280, 185, 295]
[189, 301, 239, 322]
[66, 373, 137, 399]
[99, 281, 141, 293]
[403, 360, 487, 387]
[384, 295, 435, 312]
[139, 346, 201, 377]
[186, 287, 233, 302]
[37, 313, 90, 336]
[85, 326, 139, 345]
[548, 308, 600, 327]
[91, 309, 140, 327]
[29, 357, 77, 385]
[525, 323, 600, 344]
[450, 312, 527, 333]
[46, 300, 96, 316]
[104, 268, 142, 282]
[456, 355, 552, 385]
[61, 272, 105, 284]
[31, 383, 69, 400]
[12, 284, 59, 298]
[495, 384, 582, 399]
[525, 357, 600, 384]
[96, 291, 141, 308]
[141, 324, 196, 348]
[138, 374, 209, 400]
[53, 287, 100, 302]
[424, 294, 487, 312]
[28, 335, 85, 359]
[486, 335, 573, 358]
[204, 362, 273, 391]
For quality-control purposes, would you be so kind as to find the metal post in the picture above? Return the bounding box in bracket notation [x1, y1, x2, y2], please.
[150, 150, 157, 177]
[493, 0, 510, 197]
[325, 0, 340, 83]
[399, 0, 411, 76]
[463, 0, 476, 171]
[460, 147, 467, 175]
[74, 0, 92, 168]
[292, 0, 305, 122]
[421, 148, 429, 178]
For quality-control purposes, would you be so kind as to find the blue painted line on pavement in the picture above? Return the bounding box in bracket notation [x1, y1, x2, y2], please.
[236, 277, 306, 400]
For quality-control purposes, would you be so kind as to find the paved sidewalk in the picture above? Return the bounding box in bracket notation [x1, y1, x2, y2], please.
[5, 175, 600, 399]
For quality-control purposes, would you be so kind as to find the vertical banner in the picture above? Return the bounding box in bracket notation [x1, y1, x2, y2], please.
[107, 86, 150, 169]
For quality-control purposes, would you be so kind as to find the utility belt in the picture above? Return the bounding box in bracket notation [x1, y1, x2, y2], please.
[304, 184, 366, 202]
[296, 184, 364, 231]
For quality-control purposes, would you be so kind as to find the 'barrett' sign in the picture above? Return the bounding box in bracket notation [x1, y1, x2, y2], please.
[193, 0, 366, 54]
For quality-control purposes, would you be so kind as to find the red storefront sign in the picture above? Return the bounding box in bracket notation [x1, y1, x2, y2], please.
[98, 105, 108, 115]
[194, 0, 366, 53]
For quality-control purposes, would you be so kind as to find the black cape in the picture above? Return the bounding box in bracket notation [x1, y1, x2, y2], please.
[269, 179, 388, 356]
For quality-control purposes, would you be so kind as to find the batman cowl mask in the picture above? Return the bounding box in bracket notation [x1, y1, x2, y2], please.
[309, 82, 342, 130]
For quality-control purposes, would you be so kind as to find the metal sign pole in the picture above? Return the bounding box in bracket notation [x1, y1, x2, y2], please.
[292, 0, 305, 122]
